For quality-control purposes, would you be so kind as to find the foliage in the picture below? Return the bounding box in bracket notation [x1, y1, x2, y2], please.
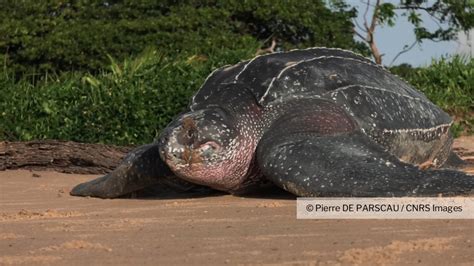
[0, 0, 364, 78]
[0, 1, 471, 144]
[391, 55, 474, 136]
[1, 53, 472, 145]
[398, 0, 474, 41]
[0, 49, 255, 145]
[351, 0, 474, 65]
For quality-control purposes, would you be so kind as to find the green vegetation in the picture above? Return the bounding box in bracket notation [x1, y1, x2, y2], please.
[391, 56, 474, 136]
[351, 0, 474, 65]
[0, 0, 364, 77]
[0, 49, 254, 145]
[1, 54, 472, 145]
[0, 1, 471, 144]
[0, 0, 368, 145]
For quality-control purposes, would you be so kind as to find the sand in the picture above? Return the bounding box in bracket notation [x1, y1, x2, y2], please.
[1, 136, 474, 265]
[0, 169, 473, 265]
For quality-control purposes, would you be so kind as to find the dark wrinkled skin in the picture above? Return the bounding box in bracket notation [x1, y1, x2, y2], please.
[71, 48, 473, 199]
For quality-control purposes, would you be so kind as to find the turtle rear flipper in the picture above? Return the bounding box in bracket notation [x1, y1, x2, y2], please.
[70, 143, 198, 198]
[441, 151, 473, 170]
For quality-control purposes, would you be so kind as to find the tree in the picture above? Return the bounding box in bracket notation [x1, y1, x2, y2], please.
[351, 0, 474, 65]
[0, 0, 363, 77]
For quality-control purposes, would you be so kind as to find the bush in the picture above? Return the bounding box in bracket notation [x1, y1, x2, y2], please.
[391, 55, 474, 136]
[0, 49, 255, 145]
[2, 53, 472, 145]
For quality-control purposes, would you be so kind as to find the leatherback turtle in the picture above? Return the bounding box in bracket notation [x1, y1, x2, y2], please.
[71, 47, 473, 198]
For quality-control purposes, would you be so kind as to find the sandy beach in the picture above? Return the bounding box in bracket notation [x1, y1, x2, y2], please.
[0, 169, 473, 265]
[1, 137, 473, 265]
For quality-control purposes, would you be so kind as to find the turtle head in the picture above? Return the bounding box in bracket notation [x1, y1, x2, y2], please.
[160, 107, 252, 191]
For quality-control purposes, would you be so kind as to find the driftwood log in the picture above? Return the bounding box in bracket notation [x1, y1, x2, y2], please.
[0, 140, 134, 174]
[0, 137, 473, 175]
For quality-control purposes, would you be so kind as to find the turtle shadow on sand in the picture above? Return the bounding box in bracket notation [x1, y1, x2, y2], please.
[119, 184, 295, 200]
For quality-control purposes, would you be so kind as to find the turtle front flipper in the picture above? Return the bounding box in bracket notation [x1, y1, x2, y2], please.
[70, 143, 196, 198]
[257, 105, 473, 197]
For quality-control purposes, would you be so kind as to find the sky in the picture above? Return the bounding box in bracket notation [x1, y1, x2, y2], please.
[348, 0, 473, 66]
